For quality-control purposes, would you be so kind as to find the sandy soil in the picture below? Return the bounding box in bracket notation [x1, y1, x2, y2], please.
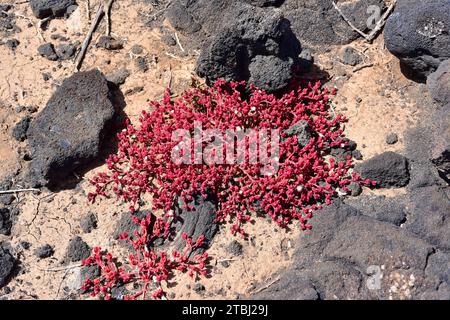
[0, 0, 423, 299]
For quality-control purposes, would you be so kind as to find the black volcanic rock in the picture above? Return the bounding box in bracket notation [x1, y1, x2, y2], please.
[29, 0, 76, 19]
[384, 0, 450, 80]
[0, 245, 16, 288]
[356, 152, 410, 188]
[427, 59, 450, 106]
[27, 70, 116, 188]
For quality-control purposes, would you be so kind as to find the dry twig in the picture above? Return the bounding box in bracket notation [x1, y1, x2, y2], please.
[104, 0, 114, 36]
[251, 277, 280, 295]
[74, 4, 104, 71]
[40, 263, 83, 272]
[0, 188, 40, 195]
[85, 0, 91, 20]
[353, 63, 374, 73]
[366, 0, 397, 42]
[174, 32, 185, 52]
[332, 0, 397, 43]
[332, 1, 370, 40]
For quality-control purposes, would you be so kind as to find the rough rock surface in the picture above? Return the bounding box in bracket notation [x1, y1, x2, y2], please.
[226, 240, 243, 256]
[166, 1, 301, 92]
[427, 59, 450, 106]
[112, 211, 148, 241]
[342, 47, 363, 66]
[346, 195, 407, 226]
[11, 116, 31, 142]
[404, 187, 450, 250]
[106, 68, 130, 86]
[172, 193, 219, 254]
[0, 208, 12, 236]
[0, 179, 15, 206]
[29, 0, 76, 19]
[166, 0, 385, 90]
[0, 5, 20, 35]
[355, 151, 410, 188]
[27, 70, 116, 188]
[5, 39, 19, 51]
[403, 115, 448, 189]
[244, 0, 284, 7]
[424, 251, 450, 287]
[34, 244, 54, 259]
[37, 43, 58, 61]
[430, 109, 450, 183]
[65, 236, 91, 263]
[247, 55, 294, 92]
[323, 215, 432, 271]
[196, 7, 300, 92]
[80, 213, 98, 234]
[253, 200, 447, 299]
[284, 120, 312, 147]
[431, 146, 450, 183]
[253, 87, 450, 300]
[0, 245, 16, 288]
[386, 133, 398, 145]
[253, 272, 319, 300]
[282, 0, 385, 47]
[384, 0, 450, 80]
[54, 43, 77, 60]
[97, 36, 124, 50]
[347, 182, 363, 196]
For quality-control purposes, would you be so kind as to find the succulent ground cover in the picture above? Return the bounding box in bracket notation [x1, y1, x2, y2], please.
[83, 80, 373, 299]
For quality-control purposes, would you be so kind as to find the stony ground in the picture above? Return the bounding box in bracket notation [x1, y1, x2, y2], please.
[0, 0, 448, 300]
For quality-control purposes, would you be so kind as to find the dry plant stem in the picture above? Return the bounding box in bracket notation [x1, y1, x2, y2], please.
[85, 0, 91, 20]
[167, 64, 173, 90]
[9, 12, 45, 42]
[332, 1, 370, 40]
[105, 0, 115, 36]
[145, 0, 172, 22]
[332, 0, 397, 43]
[217, 258, 235, 263]
[75, 0, 115, 71]
[251, 277, 280, 294]
[174, 32, 185, 52]
[353, 63, 374, 73]
[74, 4, 105, 71]
[40, 264, 83, 272]
[366, 0, 397, 42]
[0, 188, 40, 194]
[38, 16, 51, 29]
[55, 268, 71, 299]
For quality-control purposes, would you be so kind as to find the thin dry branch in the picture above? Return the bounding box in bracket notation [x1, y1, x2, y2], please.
[251, 277, 280, 295]
[85, 0, 91, 20]
[0, 188, 40, 195]
[40, 263, 83, 272]
[174, 32, 185, 52]
[353, 63, 374, 73]
[9, 12, 45, 42]
[332, 1, 370, 40]
[366, 0, 397, 42]
[332, 0, 397, 43]
[74, 4, 105, 72]
[105, 0, 115, 36]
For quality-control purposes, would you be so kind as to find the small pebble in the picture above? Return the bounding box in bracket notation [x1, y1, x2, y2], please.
[352, 150, 363, 160]
[34, 244, 54, 259]
[386, 133, 399, 145]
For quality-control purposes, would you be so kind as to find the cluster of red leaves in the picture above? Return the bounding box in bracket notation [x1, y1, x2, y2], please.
[81, 214, 208, 300]
[89, 80, 372, 235]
